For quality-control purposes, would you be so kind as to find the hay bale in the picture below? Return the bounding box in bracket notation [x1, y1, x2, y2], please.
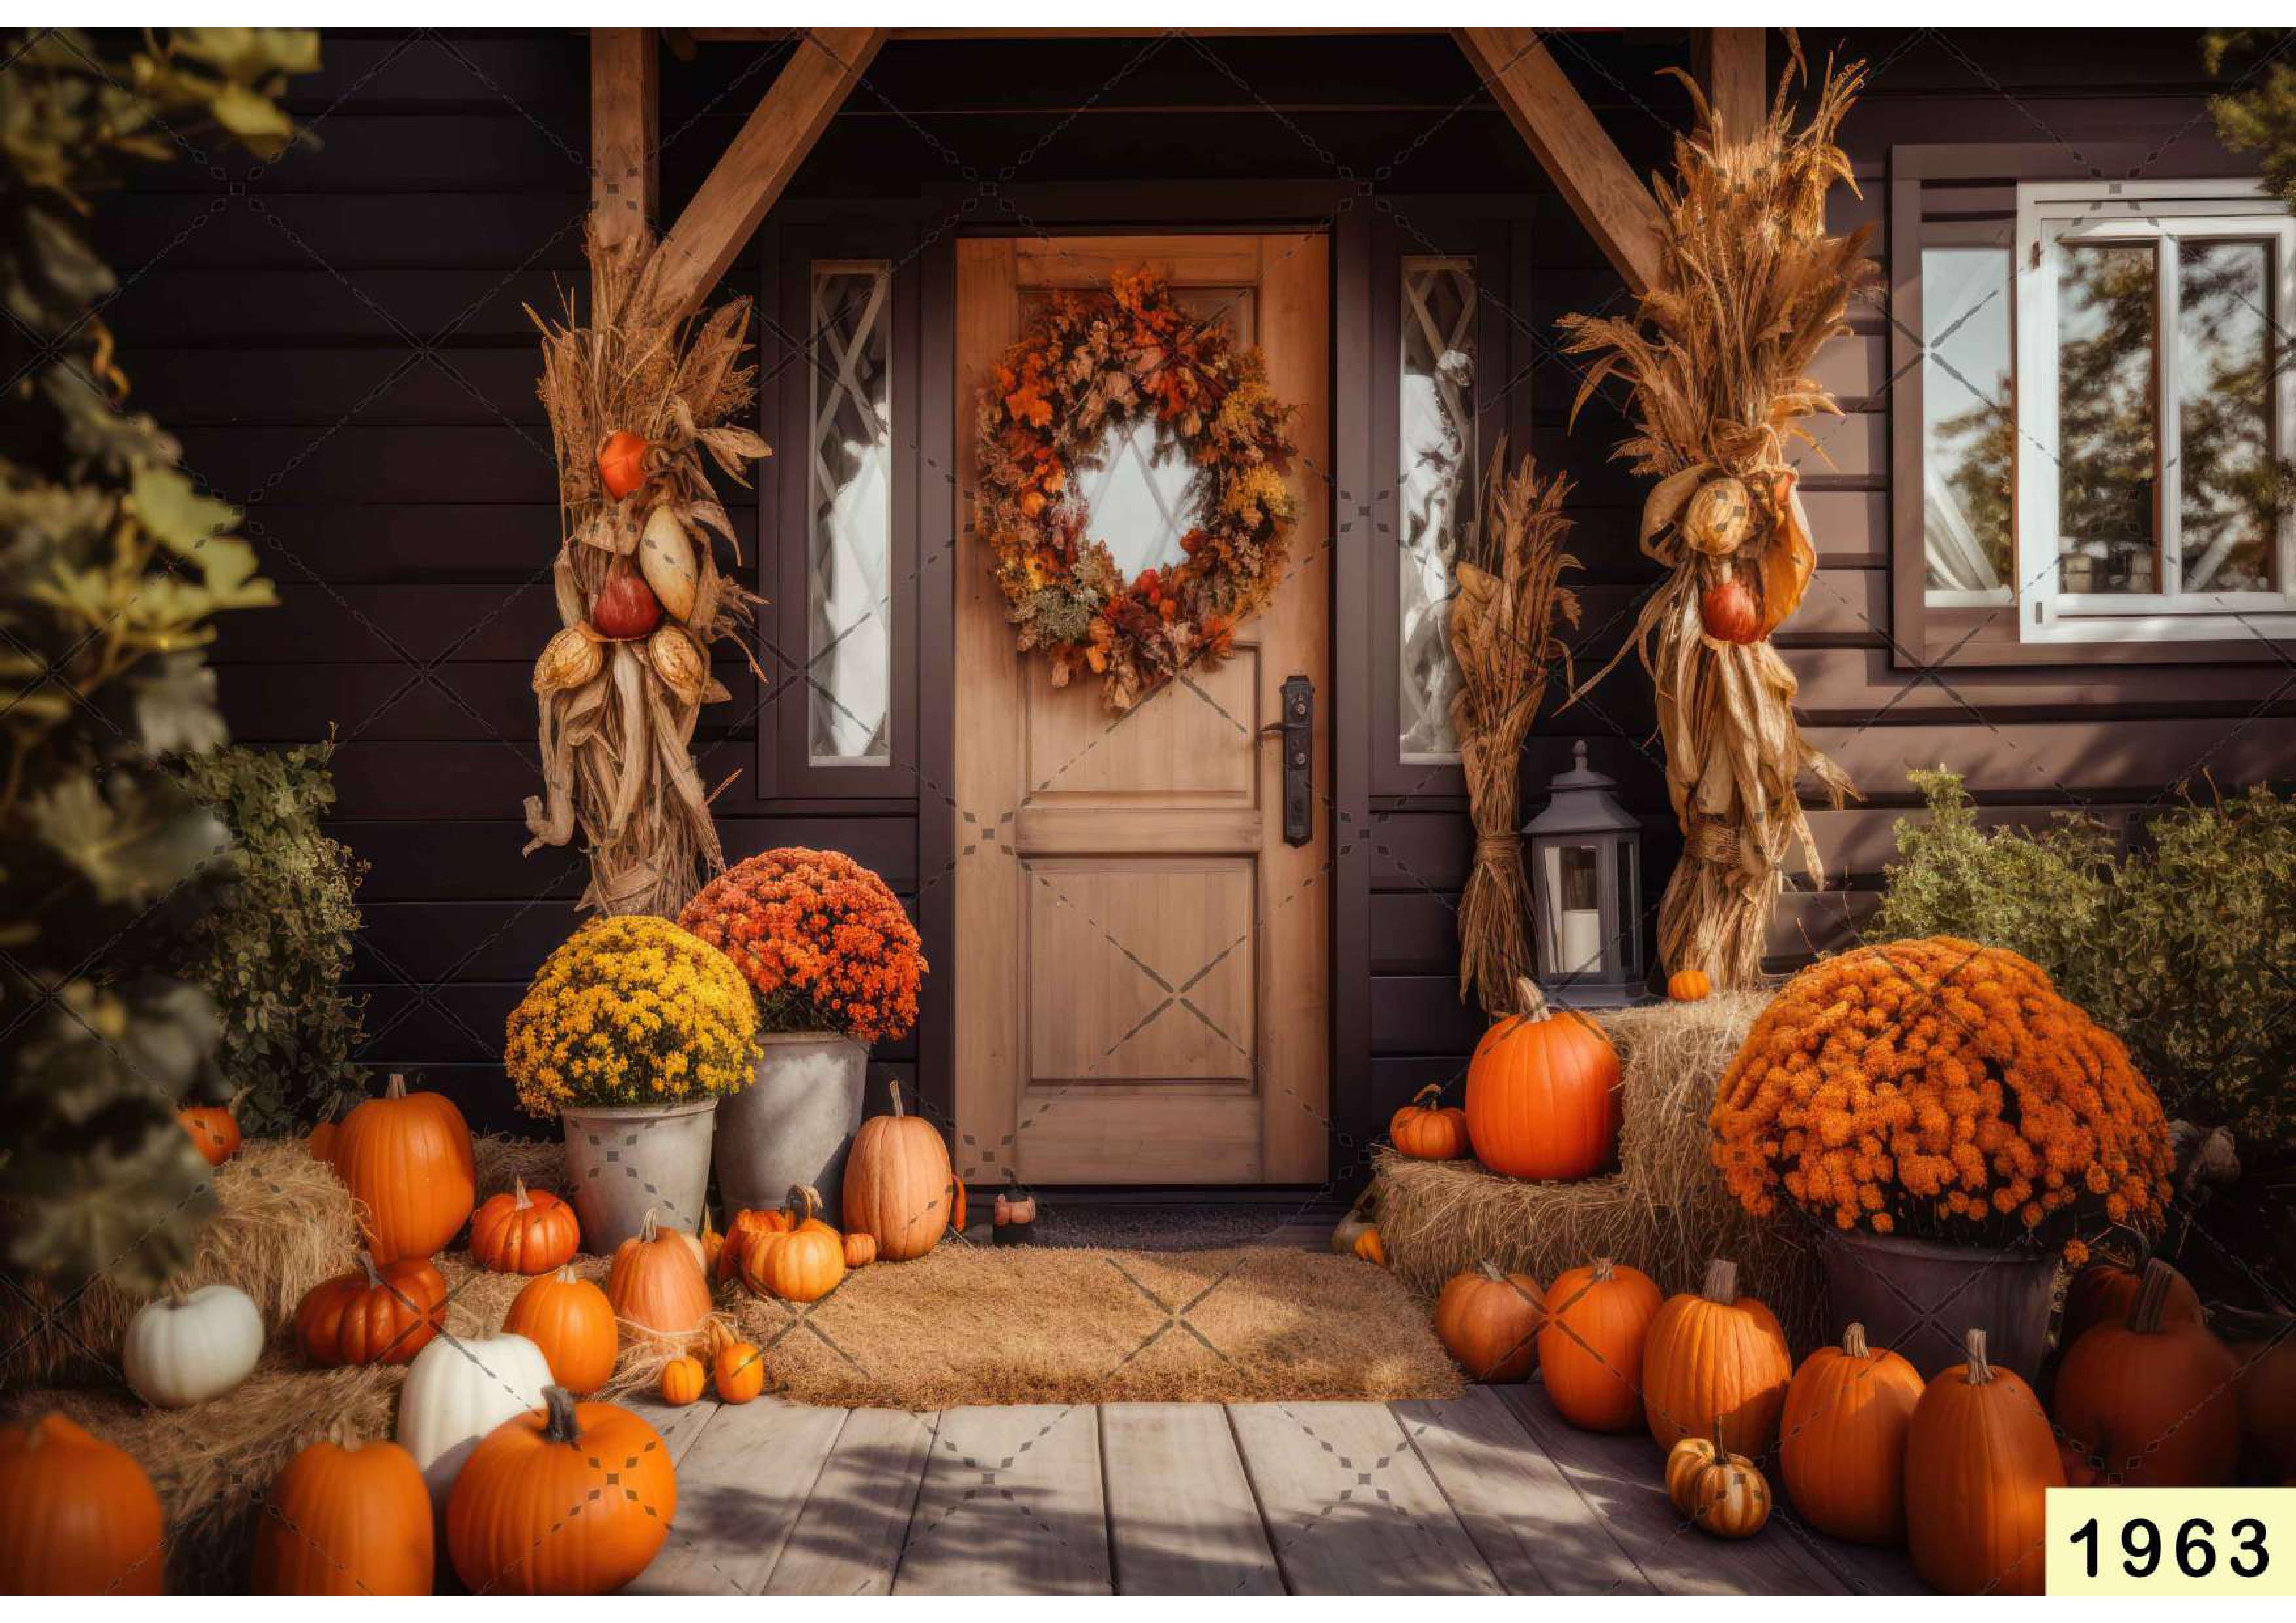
[6, 1139, 361, 1389]
[1371, 992, 1825, 1351]
[472, 1132, 567, 1198]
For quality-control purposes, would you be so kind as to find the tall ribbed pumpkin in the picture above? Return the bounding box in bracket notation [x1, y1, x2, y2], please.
[606, 1208, 713, 1344]
[1538, 1257, 1662, 1432]
[1905, 1329, 2062, 1595]
[1778, 1322, 1924, 1544]
[2053, 1260, 2238, 1487]
[255, 1435, 434, 1594]
[0, 1414, 165, 1594]
[328, 1073, 476, 1262]
[1639, 1257, 1791, 1455]
[842, 1079, 953, 1261]
[1464, 977, 1619, 1180]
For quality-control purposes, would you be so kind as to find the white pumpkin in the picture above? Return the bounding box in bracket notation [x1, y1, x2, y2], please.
[123, 1282, 264, 1408]
[397, 1330, 552, 1508]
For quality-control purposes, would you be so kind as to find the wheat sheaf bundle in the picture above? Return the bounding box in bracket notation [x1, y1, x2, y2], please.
[1447, 442, 1580, 1016]
[1560, 41, 1875, 989]
[525, 227, 769, 918]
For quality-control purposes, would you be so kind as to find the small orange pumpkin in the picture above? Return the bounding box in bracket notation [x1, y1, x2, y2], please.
[597, 429, 649, 500]
[0, 1414, 165, 1594]
[255, 1435, 434, 1594]
[711, 1326, 766, 1404]
[745, 1185, 846, 1304]
[843, 1231, 878, 1268]
[1666, 1423, 1773, 1538]
[1640, 1256, 1792, 1455]
[698, 1210, 725, 1279]
[1352, 1226, 1386, 1266]
[307, 1116, 339, 1163]
[660, 1355, 707, 1406]
[1390, 1083, 1471, 1160]
[1665, 968, 1712, 1002]
[1433, 1262, 1545, 1383]
[501, 1266, 618, 1396]
[178, 1101, 241, 1166]
[1464, 977, 1620, 1181]
[295, 1253, 449, 1367]
[1538, 1257, 1663, 1432]
[1778, 1321, 1924, 1544]
[446, 1387, 674, 1595]
[720, 1206, 790, 1285]
[607, 1207, 714, 1343]
[470, 1178, 581, 1275]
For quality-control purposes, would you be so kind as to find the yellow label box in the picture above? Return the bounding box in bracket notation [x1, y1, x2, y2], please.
[2045, 1488, 2296, 1594]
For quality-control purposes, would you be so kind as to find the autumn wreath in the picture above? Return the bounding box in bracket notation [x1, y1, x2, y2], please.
[974, 268, 1298, 710]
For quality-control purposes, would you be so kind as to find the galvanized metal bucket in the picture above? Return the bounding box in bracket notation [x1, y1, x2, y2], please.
[559, 1097, 718, 1251]
[714, 1032, 867, 1217]
[1818, 1227, 2062, 1382]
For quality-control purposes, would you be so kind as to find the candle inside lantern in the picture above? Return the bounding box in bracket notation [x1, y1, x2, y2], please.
[1559, 907, 1603, 975]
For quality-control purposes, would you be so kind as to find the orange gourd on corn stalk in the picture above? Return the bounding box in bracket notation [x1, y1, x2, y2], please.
[254, 1435, 433, 1595]
[2062, 1257, 2204, 1347]
[1538, 1257, 1662, 1432]
[1464, 977, 1619, 1181]
[1778, 1322, 1923, 1544]
[745, 1185, 846, 1304]
[0, 1414, 165, 1594]
[1390, 1084, 1471, 1160]
[502, 1266, 618, 1396]
[607, 1208, 713, 1344]
[329, 1073, 476, 1263]
[660, 1356, 706, 1406]
[1640, 1257, 1791, 1455]
[446, 1387, 673, 1595]
[1905, 1329, 2061, 1595]
[596, 429, 648, 500]
[1665, 968, 1712, 1002]
[843, 1079, 954, 1260]
[178, 1100, 241, 1166]
[1433, 1262, 1545, 1383]
[295, 1253, 449, 1366]
[2053, 1260, 2238, 1487]
[470, 1179, 580, 1275]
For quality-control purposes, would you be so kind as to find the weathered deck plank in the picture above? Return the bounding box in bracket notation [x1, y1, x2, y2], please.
[766, 1407, 941, 1595]
[629, 1399, 847, 1595]
[624, 1392, 723, 1465]
[1392, 1388, 1654, 1595]
[894, 1404, 1112, 1594]
[1101, 1403, 1283, 1594]
[1229, 1400, 1502, 1595]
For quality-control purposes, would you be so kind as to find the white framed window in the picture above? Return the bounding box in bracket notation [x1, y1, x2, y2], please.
[2012, 179, 2295, 643]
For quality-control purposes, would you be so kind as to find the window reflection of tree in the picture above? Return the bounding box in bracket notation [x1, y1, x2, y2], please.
[2174, 241, 2286, 594]
[2056, 243, 2159, 593]
[1400, 339, 1473, 759]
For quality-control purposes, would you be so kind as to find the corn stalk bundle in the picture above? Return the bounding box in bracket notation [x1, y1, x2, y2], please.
[525, 226, 769, 918]
[1447, 442, 1580, 1016]
[1559, 41, 1875, 989]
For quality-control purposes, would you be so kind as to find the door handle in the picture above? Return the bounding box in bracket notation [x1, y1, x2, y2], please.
[1273, 674, 1311, 847]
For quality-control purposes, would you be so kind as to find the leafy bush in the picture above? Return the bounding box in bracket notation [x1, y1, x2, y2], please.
[1869, 770, 2296, 1152]
[178, 741, 369, 1135]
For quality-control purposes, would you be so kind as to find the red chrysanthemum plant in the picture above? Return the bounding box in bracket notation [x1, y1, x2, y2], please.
[678, 849, 927, 1043]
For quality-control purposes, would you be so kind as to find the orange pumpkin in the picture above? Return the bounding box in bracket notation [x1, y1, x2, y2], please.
[2054, 1260, 2238, 1488]
[745, 1185, 846, 1304]
[1640, 1257, 1792, 1455]
[720, 1207, 791, 1285]
[1778, 1322, 1924, 1544]
[660, 1355, 706, 1406]
[951, 1176, 968, 1233]
[1905, 1329, 2062, 1595]
[177, 1101, 241, 1166]
[255, 1435, 433, 1594]
[295, 1253, 449, 1366]
[1390, 1084, 1472, 1160]
[712, 1328, 766, 1405]
[698, 1210, 725, 1279]
[1538, 1257, 1662, 1432]
[446, 1387, 675, 1594]
[470, 1178, 581, 1275]
[2231, 1325, 2296, 1479]
[0, 1414, 165, 1594]
[329, 1073, 476, 1262]
[307, 1116, 339, 1163]
[2062, 1257, 2203, 1347]
[1464, 977, 1619, 1181]
[1352, 1226, 1386, 1266]
[1666, 1425, 1773, 1538]
[607, 1208, 714, 1344]
[844, 1231, 879, 1268]
[1433, 1262, 1545, 1383]
[842, 1079, 954, 1261]
[1665, 968, 1712, 1002]
[596, 429, 649, 500]
[502, 1266, 618, 1396]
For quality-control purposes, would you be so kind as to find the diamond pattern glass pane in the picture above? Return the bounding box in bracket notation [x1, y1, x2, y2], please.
[1079, 416, 1195, 578]
[808, 262, 892, 765]
[1399, 258, 1475, 762]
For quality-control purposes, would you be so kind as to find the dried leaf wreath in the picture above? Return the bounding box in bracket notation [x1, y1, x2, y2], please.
[974, 268, 1298, 711]
[524, 226, 769, 918]
[1560, 40, 1876, 990]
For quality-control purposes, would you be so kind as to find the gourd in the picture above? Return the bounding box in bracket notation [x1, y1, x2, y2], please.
[591, 563, 663, 641]
[470, 1178, 581, 1275]
[446, 1387, 675, 1595]
[122, 1281, 264, 1408]
[177, 1100, 241, 1166]
[720, 1207, 790, 1285]
[607, 1208, 714, 1343]
[398, 1330, 554, 1509]
[502, 1266, 618, 1395]
[1665, 968, 1712, 1002]
[844, 1232, 878, 1268]
[1389, 1084, 1471, 1160]
[1904, 1329, 2062, 1595]
[842, 1079, 954, 1260]
[1432, 1262, 1545, 1383]
[638, 505, 699, 621]
[1665, 1424, 1773, 1538]
[2053, 1260, 2238, 1487]
[1778, 1322, 1923, 1544]
[1352, 1226, 1386, 1266]
[1538, 1257, 1662, 1433]
[1464, 977, 1620, 1181]
[712, 1326, 766, 1404]
[328, 1072, 476, 1263]
[0, 1414, 166, 1594]
[295, 1253, 449, 1366]
[597, 429, 649, 500]
[2062, 1257, 2202, 1346]
[1699, 575, 1761, 645]
[1682, 477, 1754, 558]
[255, 1434, 433, 1594]
[660, 1356, 706, 1406]
[745, 1185, 846, 1304]
[1640, 1257, 1791, 1455]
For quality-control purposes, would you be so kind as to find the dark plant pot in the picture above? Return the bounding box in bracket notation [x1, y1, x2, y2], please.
[1818, 1228, 2062, 1383]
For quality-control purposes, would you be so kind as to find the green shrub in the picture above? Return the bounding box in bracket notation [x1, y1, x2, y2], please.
[1869, 769, 2296, 1152]
[178, 741, 369, 1135]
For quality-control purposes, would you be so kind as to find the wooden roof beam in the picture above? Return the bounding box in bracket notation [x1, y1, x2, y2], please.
[1693, 28, 1767, 145]
[652, 27, 890, 319]
[590, 28, 658, 256]
[1452, 27, 1663, 297]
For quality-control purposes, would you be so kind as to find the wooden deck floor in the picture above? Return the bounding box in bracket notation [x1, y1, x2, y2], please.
[622, 1381, 1924, 1595]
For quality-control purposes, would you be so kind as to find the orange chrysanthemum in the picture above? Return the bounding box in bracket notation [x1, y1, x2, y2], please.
[1710, 937, 2172, 1260]
[679, 848, 925, 1044]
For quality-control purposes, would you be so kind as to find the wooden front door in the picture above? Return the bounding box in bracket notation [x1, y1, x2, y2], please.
[953, 232, 1330, 1186]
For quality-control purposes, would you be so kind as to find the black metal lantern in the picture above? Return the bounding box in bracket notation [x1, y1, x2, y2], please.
[1522, 740, 1643, 1005]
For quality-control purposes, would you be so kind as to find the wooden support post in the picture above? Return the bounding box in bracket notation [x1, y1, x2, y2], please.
[1693, 28, 1767, 145]
[1453, 27, 1664, 296]
[590, 28, 658, 253]
[652, 27, 889, 319]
